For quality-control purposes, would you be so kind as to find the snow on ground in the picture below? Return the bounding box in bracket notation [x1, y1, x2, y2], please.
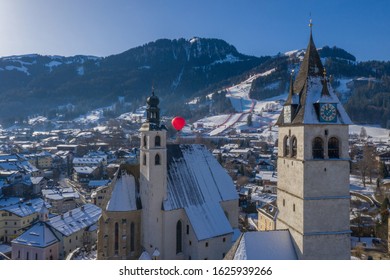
[74, 109, 104, 124]
[349, 125, 390, 142]
[209, 113, 243, 136]
[349, 175, 375, 196]
[45, 60, 62, 71]
[336, 78, 353, 93]
[194, 114, 231, 128]
[28, 116, 48, 125]
[225, 69, 276, 113]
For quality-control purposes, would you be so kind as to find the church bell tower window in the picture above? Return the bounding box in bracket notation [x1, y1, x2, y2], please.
[143, 135, 147, 148]
[283, 136, 290, 157]
[328, 137, 340, 159]
[312, 137, 324, 159]
[155, 135, 161, 147]
[155, 154, 161, 165]
[291, 136, 297, 158]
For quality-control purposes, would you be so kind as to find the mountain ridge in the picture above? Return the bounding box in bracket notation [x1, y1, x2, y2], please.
[0, 37, 388, 128]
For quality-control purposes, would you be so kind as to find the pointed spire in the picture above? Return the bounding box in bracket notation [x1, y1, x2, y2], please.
[321, 68, 330, 96]
[289, 69, 295, 96]
[293, 19, 324, 94]
[284, 69, 296, 106]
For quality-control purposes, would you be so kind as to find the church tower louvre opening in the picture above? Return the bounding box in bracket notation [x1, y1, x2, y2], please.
[275, 20, 352, 260]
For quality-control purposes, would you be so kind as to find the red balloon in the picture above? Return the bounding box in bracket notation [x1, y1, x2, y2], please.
[172, 116, 186, 131]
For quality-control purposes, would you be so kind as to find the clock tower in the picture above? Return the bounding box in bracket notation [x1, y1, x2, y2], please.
[275, 23, 352, 259]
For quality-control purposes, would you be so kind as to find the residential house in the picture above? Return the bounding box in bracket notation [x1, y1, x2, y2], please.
[73, 166, 101, 185]
[42, 187, 79, 214]
[46, 204, 101, 259]
[257, 202, 278, 231]
[12, 205, 60, 260]
[0, 198, 48, 243]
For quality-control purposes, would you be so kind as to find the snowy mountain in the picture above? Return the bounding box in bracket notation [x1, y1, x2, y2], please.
[0, 38, 388, 128]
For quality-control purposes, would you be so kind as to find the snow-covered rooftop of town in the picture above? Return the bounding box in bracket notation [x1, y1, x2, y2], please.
[47, 203, 101, 237]
[1, 198, 49, 217]
[12, 222, 59, 248]
[42, 187, 79, 201]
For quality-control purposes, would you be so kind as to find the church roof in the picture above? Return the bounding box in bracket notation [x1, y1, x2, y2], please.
[164, 144, 238, 241]
[106, 171, 139, 212]
[12, 222, 59, 248]
[225, 230, 297, 260]
[277, 29, 352, 126]
[47, 203, 101, 237]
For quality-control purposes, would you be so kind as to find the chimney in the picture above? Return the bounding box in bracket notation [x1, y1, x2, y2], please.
[69, 210, 72, 217]
[61, 214, 64, 219]
[81, 205, 85, 211]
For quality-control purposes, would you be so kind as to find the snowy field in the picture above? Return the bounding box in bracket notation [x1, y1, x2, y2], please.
[349, 125, 390, 142]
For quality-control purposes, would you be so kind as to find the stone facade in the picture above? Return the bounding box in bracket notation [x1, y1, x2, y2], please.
[275, 28, 351, 260]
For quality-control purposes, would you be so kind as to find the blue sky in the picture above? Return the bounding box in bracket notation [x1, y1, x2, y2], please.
[0, 0, 388, 61]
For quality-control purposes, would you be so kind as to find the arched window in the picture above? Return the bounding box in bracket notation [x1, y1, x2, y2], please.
[155, 154, 160, 165]
[176, 221, 182, 254]
[130, 222, 135, 252]
[143, 135, 147, 148]
[114, 222, 119, 253]
[283, 136, 290, 157]
[143, 154, 146, 166]
[312, 137, 324, 159]
[328, 137, 339, 158]
[291, 136, 297, 158]
[155, 135, 161, 147]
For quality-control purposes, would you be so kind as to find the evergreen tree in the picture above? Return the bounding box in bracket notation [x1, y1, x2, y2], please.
[247, 114, 253, 126]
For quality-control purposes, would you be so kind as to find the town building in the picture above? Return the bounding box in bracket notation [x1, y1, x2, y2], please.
[11, 203, 101, 260]
[0, 198, 48, 243]
[11, 204, 60, 260]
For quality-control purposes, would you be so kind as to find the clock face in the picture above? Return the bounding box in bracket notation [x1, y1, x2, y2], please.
[320, 103, 337, 122]
[284, 106, 291, 123]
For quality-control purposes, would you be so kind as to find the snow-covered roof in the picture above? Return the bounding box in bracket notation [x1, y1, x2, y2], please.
[0, 244, 11, 254]
[0, 154, 38, 173]
[73, 157, 103, 165]
[12, 222, 59, 248]
[139, 251, 152, 260]
[73, 166, 97, 174]
[1, 198, 49, 217]
[301, 77, 352, 125]
[88, 180, 110, 188]
[30, 176, 44, 185]
[0, 197, 22, 207]
[47, 203, 101, 237]
[42, 187, 79, 201]
[164, 144, 238, 241]
[277, 31, 352, 126]
[229, 230, 297, 260]
[106, 172, 138, 212]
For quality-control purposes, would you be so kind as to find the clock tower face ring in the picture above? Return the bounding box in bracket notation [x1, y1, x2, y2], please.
[320, 103, 337, 122]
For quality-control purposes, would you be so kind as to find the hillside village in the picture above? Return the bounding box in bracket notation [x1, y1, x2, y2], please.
[0, 69, 388, 260]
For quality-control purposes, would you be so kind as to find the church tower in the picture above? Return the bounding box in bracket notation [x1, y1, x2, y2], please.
[139, 90, 168, 258]
[276, 22, 352, 259]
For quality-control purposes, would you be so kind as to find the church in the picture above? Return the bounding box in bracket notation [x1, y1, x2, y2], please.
[227, 22, 352, 260]
[97, 92, 239, 260]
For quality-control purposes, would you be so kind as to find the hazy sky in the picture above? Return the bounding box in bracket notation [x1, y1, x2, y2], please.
[0, 0, 388, 61]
